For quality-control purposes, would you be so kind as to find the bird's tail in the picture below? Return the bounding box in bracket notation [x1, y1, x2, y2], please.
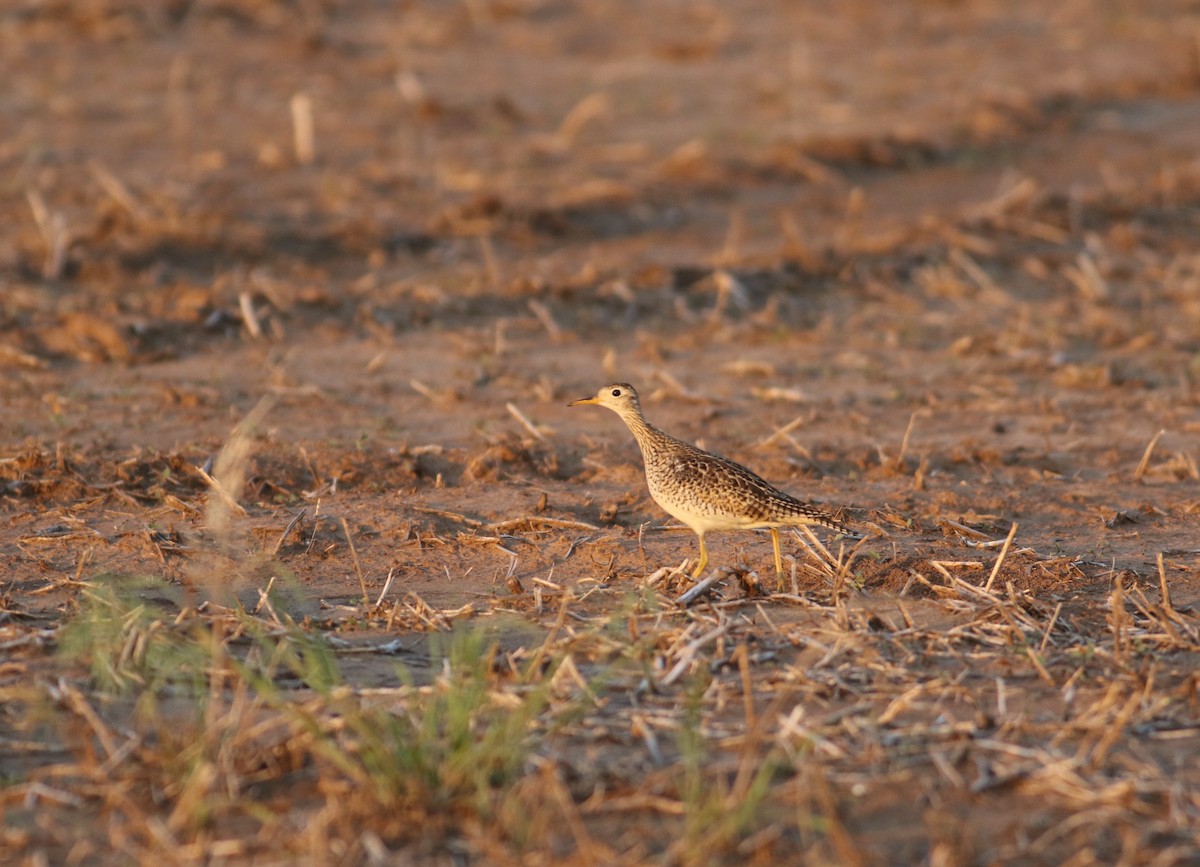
[790, 505, 861, 538]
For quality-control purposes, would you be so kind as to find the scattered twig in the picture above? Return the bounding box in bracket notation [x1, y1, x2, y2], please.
[412, 505, 484, 527]
[488, 516, 602, 533]
[675, 568, 728, 607]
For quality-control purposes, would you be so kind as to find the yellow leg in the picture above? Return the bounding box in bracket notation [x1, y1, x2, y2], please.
[691, 534, 709, 578]
[771, 528, 784, 580]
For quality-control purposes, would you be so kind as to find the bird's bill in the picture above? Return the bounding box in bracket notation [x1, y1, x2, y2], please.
[568, 396, 599, 407]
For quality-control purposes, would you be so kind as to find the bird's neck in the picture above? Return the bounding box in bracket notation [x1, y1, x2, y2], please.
[618, 410, 671, 453]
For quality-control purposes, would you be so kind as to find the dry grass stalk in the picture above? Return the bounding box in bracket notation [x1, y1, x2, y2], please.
[290, 92, 315, 164]
[837, 186, 866, 250]
[754, 414, 809, 450]
[1039, 601, 1064, 652]
[1024, 647, 1055, 685]
[982, 522, 1019, 592]
[709, 269, 749, 322]
[526, 299, 564, 342]
[505, 401, 549, 441]
[1133, 429, 1166, 481]
[941, 518, 990, 540]
[412, 505, 484, 527]
[525, 590, 573, 682]
[971, 175, 1040, 221]
[374, 568, 396, 609]
[1109, 574, 1130, 663]
[52, 680, 120, 759]
[238, 292, 263, 339]
[1064, 252, 1108, 300]
[0, 342, 47, 369]
[340, 517, 369, 605]
[88, 159, 152, 223]
[409, 379, 454, 403]
[271, 507, 307, 556]
[653, 369, 704, 402]
[751, 385, 806, 404]
[477, 234, 502, 291]
[949, 247, 999, 295]
[661, 622, 730, 686]
[795, 526, 867, 591]
[894, 409, 924, 470]
[723, 359, 776, 378]
[734, 644, 756, 729]
[25, 189, 69, 279]
[554, 91, 611, 148]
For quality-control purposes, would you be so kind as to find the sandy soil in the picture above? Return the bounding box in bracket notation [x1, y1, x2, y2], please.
[3, 1, 1200, 864]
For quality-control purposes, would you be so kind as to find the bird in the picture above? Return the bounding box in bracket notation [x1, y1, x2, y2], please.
[569, 382, 856, 580]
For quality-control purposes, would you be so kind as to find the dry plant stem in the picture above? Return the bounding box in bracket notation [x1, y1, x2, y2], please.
[1157, 552, 1174, 616]
[412, 505, 484, 527]
[238, 292, 263, 339]
[341, 517, 369, 605]
[1025, 648, 1055, 685]
[943, 519, 989, 540]
[555, 91, 610, 146]
[1110, 574, 1128, 662]
[25, 188, 69, 279]
[506, 402, 547, 441]
[735, 644, 756, 729]
[527, 299, 563, 341]
[543, 763, 603, 866]
[290, 91, 315, 164]
[205, 615, 228, 728]
[754, 414, 807, 450]
[271, 507, 307, 556]
[186, 395, 279, 601]
[375, 568, 396, 608]
[1039, 602, 1064, 653]
[1133, 429, 1165, 480]
[813, 770, 869, 867]
[525, 591, 573, 682]
[983, 522, 1019, 592]
[894, 409, 923, 470]
[57, 680, 119, 759]
[795, 526, 868, 590]
[478, 234, 501, 290]
[205, 395, 276, 534]
[88, 159, 151, 222]
[253, 575, 276, 613]
[661, 622, 730, 686]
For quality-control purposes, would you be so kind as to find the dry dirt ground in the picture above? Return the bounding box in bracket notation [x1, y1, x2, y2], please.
[3, 1, 1200, 864]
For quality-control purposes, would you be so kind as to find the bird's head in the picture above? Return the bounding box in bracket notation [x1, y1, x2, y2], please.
[569, 382, 642, 418]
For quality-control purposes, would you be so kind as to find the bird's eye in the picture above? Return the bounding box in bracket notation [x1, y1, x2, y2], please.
[611, 389, 622, 397]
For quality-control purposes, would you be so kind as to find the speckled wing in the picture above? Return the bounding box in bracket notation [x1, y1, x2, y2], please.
[646, 441, 852, 532]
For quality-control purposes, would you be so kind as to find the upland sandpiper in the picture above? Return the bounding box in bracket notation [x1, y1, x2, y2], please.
[570, 383, 856, 579]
